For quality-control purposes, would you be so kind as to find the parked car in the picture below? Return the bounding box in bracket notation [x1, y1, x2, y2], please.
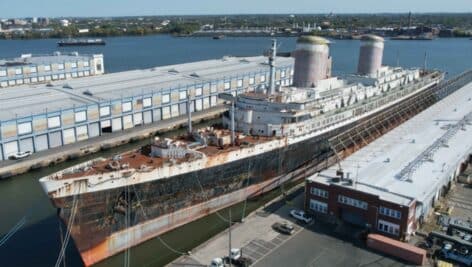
[272, 222, 295, 235]
[210, 257, 224, 267]
[8, 151, 32, 160]
[463, 234, 471, 242]
[290, 209, 313, 224]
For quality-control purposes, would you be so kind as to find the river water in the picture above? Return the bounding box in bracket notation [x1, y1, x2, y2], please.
[0, 35, 471, 267]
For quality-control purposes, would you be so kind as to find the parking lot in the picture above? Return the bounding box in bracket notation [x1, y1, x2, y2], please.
[169, 186, 410, 267]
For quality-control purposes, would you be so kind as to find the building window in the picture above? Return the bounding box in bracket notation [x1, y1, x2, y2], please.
[99, 106, 110, 117]
[195, 87, 203, 96]
[122, 102, 132, 112]
[378, 219, 400, 236]
[179, 90, 187, 100]
[30, 66, 37, 73]
[143, 97, 152, 108]
[17, 121, 32, 135]
[237, 79, 243, 88]
[210, 84, 217, 93]
[249, 77, 255, 85]
[74, 111, 87, 122]
[379, 206, 401, 219]
[310, 187, 328, 198]
[224, 81, 231, 90]
[260, 75, 266, 82]
[162, 93, 170, 104]
[15, 68, 22, 75]
[281, 70, 286, 78]
[310, 199, 328, 214]
[47, 116, 61, 129]
[57, 64, 65, 70]
[338, 195, 368, 210]
[44, 65, 51, 72]
[71, 62, 77, 68]
[83, 61, 89, 67]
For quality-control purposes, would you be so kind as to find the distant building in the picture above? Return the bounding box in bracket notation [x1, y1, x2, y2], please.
[37, 17, 49, 26]
[60, 19, 70, 27]
[439, 29, 455, 38]
[161, 20, 170, 26]
[0, 52, 104, 88]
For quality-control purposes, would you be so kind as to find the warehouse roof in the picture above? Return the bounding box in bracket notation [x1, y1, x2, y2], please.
[309, 81, 472, 206]
[0, 56, 294, 121]
[0, 52, 94, 67]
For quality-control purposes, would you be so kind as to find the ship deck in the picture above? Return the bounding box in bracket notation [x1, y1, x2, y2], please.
[58, 129, 276, 180]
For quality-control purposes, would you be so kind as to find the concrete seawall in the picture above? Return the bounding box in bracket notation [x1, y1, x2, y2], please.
[0, 106, 226, 179]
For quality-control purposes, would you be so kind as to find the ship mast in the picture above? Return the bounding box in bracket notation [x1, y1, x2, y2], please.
[268, 39, 277, 95]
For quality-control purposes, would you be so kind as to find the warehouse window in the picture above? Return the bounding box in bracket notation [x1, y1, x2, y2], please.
[75, 111, 87, 122]
[379, 206, 401, 219]
[83, 61, 89, 67]
[143, 97, 152, 108]
[99, 106, 110, 117]
[17, 122, 32, 135]
[196, 87, 203, 96]
[249, 77, 255, 85]
[378, 219, 400, 236]
[71, 62, 77, 68]
[210, 83, 217, 93]
[179, 90, 187, 100]
[310, 199, 328, 214]
[122, 102, 132, 112]
[338, 195, 368, 210]
[162, 93, 170, 104]
[260, 75, 266, 82]
[47, 116, 61, 129]
[237, 79, 243, 88]
[58, 64, 65, 70]
[44, 65, 51, 72]
[310, 187, 328, 198]
[224, 81, 231, 90]
[15, 68, 22, 75]
[30, 66, 37, 73]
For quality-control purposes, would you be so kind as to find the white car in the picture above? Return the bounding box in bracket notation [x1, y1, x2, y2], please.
[210, 257, 224, 267]
[8, 151, 32, 160]
[290, 209, 313, 224]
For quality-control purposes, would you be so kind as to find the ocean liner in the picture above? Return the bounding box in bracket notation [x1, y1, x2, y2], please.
[39, 35, 444, 266]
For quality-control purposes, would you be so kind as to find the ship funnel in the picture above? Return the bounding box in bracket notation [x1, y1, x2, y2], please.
[357, 35, 384, 76]
[293, 36, 331, 88]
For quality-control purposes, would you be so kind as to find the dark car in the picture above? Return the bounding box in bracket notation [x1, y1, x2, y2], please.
[272, 222, 295, 235]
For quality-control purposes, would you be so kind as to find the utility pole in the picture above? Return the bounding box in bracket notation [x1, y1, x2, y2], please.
[187, 93, 192, 135]
[268, 39, 277, 95]
[228, 209, 232, 267]
[231, 101, 235, 146]
[423, 51, 428, 71]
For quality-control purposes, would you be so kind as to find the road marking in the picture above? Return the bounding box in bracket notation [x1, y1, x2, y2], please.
[251, 227, 304, 266]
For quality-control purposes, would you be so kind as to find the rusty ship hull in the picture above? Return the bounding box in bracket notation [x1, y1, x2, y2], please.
[45, 74, 448, 266]
[54, 126, 337, 266]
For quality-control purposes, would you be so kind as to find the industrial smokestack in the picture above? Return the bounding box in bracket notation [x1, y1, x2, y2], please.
[293, 36, 331, 88]
[357, 35, 385, 76]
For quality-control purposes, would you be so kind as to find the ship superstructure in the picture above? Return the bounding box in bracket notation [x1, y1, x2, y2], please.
[39, 35, 443, 266]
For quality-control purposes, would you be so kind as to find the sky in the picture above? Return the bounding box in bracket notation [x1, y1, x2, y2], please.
[1, 0, 471, 18]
